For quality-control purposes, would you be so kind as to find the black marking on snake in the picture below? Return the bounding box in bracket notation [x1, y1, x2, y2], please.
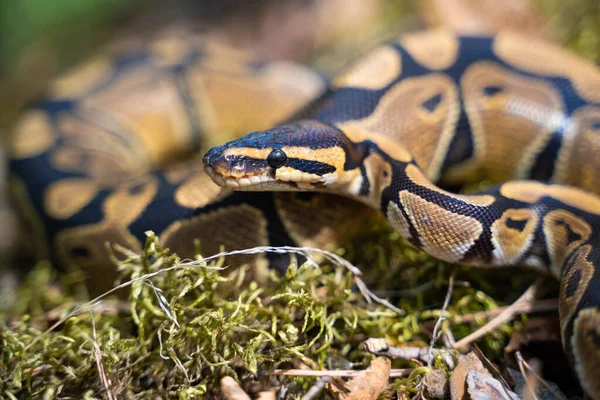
[286, 158, 336, 176]
[557, 220, 583, 244]
[589, 327, 600, 348]
[529, 131, 562, 181]
[566, 269, 582, 298]
[70, 246, 91, 258]
[358, 165, 370, 196]
[174, 67, 204, 149]
[127, 182, 147, 195]
[506, 216, 528, 232]
[422, 93, 442, 112]
[483, 85, 503, 96]
[439, 103, 475, 173]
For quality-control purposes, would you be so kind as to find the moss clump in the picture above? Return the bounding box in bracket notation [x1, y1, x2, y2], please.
[0, 230, 528, 398]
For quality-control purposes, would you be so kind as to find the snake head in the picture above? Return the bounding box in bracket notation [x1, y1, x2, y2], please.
[203, 120, 368, 191]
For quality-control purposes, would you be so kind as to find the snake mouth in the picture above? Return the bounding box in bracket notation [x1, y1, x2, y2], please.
[204, 166, 272, 189]
[204, 164, 305, 191]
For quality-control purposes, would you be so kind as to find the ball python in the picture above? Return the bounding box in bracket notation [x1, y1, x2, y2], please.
[203, 31, 600, 397]
[8, 29, 600, 396]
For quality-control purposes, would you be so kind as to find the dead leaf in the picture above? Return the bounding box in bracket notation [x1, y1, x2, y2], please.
[328, 357, 391, 400]
[467, 370, 520, 400]
[423, 369, 449, 399]
[451, 352, 491, 400]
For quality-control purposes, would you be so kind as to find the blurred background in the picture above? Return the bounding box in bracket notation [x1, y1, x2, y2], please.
[0, 0, 599, 396]
[0, 0, 598, 303]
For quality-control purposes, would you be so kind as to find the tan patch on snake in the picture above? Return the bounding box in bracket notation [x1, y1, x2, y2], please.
[362, 152, 392, 205]
[55, 114, 149, 182]
[399, 191, 483, 263]
[405, 164, 495, 206]
[337, 124, 413, 164]
[48, 55, 112, 99]
[386, 202, 411, 240]
[559, 245, 594, 340]
[336, 74, 459, 179]
[185, 61, 323, 137]
[333, 45, 401, 90]
[490, 208, 538, 264]
[103, 176, 158, 224]
[44, 178, 100, 220]
[55, 223, 141, 295]
[571, 308, 600, 400]
[399, 30, 459, 70]
[494, 32, 600, 104]
[163, 161, 205, 185]
[461, 62, 563, 182]
[10, 110, 56, 159]
[284, 146, 348, 171]
[150, 35, 194, 66]
[501, 181, 600, 216]
[223, 147, 272, 160]
[543, 210, 592, 278]
[161, 205, 269, 267]
[274, 193, 371, 249]
[80, 69, 193, 166]
[554, 106, 600, 195]
[175, 171, 229, 209]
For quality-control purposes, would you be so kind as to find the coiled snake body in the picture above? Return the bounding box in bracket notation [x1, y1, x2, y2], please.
[10, 30, 600, 397]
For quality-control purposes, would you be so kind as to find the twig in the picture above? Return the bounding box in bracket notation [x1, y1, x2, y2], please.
[364, 338, 456, 369]
[427, 272, 455, 367]
[91, 312, 118, 400]
[453, 278, 543, 350]
[44, 300, 131, 322]
[301, 376, 332, 400]
[454, 298, 557, 323]
[516, 352, 540, 400]
[516, 351, 565, 400]
[269, 368, 414, 378]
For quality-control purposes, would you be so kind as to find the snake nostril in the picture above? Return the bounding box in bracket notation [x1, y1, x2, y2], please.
[203, 147, 219, 167]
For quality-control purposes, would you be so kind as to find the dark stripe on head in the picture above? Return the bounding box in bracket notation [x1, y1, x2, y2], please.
[286, 158, 336, 176]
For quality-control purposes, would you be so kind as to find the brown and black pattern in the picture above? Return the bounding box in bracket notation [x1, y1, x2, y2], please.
[204, 30, 600, 398]
[9, 28, 600, 397]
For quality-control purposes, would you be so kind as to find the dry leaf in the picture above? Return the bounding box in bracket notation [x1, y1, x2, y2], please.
[328, 357, 391, 400]
[423, 369, 449, 399]
[451, 352, 491, 400]
[467, 370, 520, 400]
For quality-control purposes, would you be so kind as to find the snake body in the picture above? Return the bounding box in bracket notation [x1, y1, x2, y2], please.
[205, 31, 600, 397]
[9, 30, 600, 396]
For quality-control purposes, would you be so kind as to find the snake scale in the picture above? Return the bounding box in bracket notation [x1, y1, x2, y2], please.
[9, 29, 600, 397]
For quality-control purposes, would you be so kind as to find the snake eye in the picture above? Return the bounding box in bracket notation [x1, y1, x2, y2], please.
[267, 149, 287, 169]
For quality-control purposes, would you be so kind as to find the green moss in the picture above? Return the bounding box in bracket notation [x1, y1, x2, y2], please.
[0, 229, 525, 398]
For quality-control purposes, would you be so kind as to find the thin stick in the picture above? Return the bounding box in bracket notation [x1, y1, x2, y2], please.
[453, 278, 543, 350]
[269, 368, 414, 378]
[427, 272, 455, 367]
[300, 376, 331, 400]
[516, 351, 540, 400]
[455, 298, 557, 323]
